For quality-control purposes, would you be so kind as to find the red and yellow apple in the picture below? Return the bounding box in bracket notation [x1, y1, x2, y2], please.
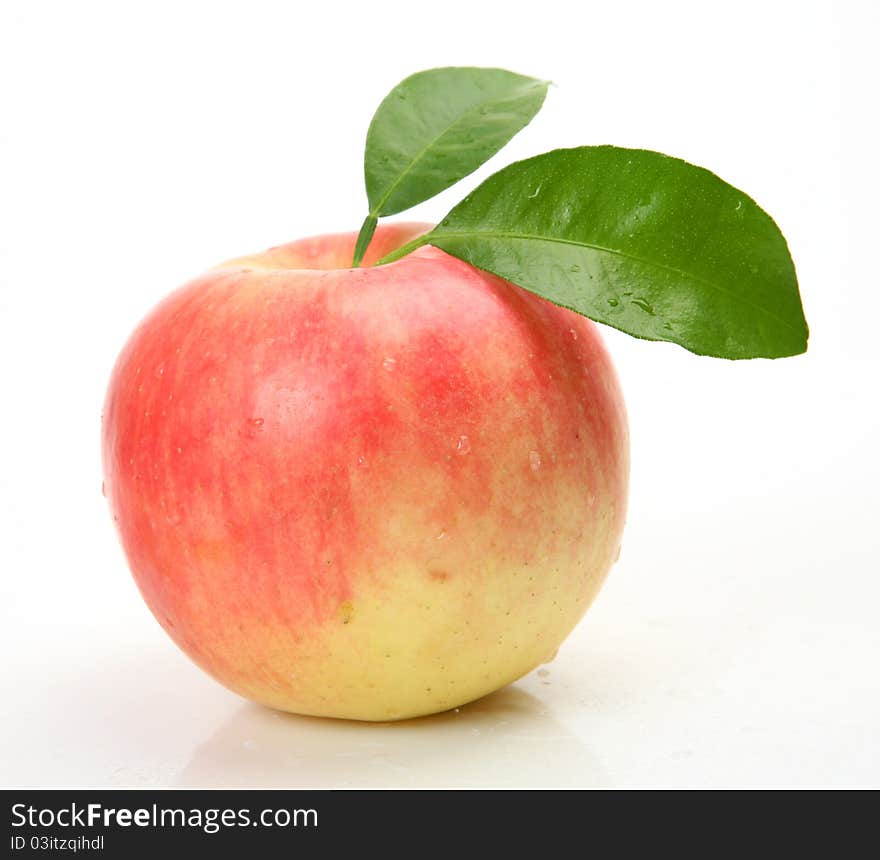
[102, 222, 629, 721]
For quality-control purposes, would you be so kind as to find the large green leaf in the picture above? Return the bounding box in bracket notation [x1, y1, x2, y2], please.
[364, 67, 548, 218]
[415, 146, 807, 359]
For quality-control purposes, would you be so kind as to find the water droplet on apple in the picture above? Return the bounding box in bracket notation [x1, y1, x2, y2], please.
[529, 450, 542, 471]
[608, 298, 619, 307]
[241, 418, 265, 440]
[155, 364, 165, 377]
[456, 435, 471, 455]
[569, 328, 578, 341]
[382, 357, 397, 371]
[569, 264, 581, 273]
[436, 530, 447, 540]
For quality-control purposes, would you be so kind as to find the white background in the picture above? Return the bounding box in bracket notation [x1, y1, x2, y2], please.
[1, 0, 877, 788]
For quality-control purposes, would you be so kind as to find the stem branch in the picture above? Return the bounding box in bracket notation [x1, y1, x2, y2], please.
[373, 235, 432, 266]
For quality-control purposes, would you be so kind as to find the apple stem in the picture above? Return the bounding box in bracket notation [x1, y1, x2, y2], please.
[351, 215, 378, 267]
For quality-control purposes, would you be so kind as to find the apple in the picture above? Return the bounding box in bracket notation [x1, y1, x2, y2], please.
[102, 222, 629, 721]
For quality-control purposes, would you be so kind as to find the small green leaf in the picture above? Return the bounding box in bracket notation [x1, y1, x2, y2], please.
[418, 146, 808, 359]
[365, 67, 548, 218]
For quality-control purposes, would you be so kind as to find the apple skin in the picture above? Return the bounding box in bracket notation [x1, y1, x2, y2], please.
[102, 222, 629, 721]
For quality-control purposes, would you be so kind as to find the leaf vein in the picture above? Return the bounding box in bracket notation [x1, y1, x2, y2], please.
[431, 230, 802, 335]
[371, 83, 543, 216]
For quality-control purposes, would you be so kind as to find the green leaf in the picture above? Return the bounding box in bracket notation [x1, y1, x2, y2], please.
[364, 67, 548, 218]
[416, 146, 808, 359]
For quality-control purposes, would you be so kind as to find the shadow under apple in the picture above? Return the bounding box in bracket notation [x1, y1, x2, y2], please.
[176, 684, 606, 788]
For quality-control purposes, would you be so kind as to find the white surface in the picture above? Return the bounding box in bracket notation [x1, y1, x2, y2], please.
[1, 1, 877, 788]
